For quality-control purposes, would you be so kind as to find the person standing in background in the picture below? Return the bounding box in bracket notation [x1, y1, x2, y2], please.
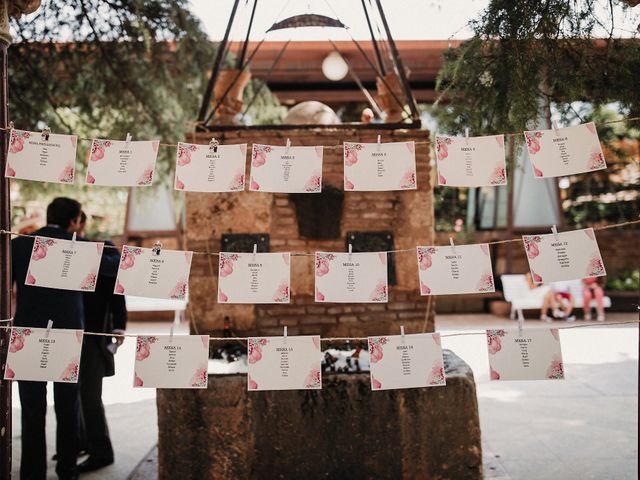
[74, 211, 127, 473]
[11, 198, 120, 480]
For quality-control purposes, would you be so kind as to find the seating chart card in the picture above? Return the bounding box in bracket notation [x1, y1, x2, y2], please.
[114, 246, 193, 300]
[524, 122, 607, 178]
[369, 332, 446, 390]
[134, 335, 210, 389]
[523, 227, 606, 283]
[217, 252, 291, 304]
[417, 244, 495, 295]
[343, 141, 417, 191]
[86, 138, 159, 186]
[487, 328, 564, 381]
[249, 144, 323, 193]
[5, 129, 77, 184]
[435, 134, 507, 187]
[4, 327, 83, 383]
[26, 236, 104, 292]
[315, 252, 388, 303]
[174, 142, 246, 192]
[247, 335, 322, 391]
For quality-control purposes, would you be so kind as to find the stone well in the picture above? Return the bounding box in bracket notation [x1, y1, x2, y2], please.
[184, 126, 435, 337]
[157, 350, 482, 480]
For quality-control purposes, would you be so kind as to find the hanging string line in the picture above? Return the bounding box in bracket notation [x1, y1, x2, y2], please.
[0, 319, 637, 342]
[0, 219, 638, 257]
[0, 116, 638, 150]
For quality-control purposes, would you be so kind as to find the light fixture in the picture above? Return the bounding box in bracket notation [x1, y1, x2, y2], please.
[321, 52, 348, 81]
[558, 177, 571, 189]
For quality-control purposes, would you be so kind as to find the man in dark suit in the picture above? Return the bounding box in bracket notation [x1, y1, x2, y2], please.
[76, 213, 127, 473]
[11, 197, 119, 480]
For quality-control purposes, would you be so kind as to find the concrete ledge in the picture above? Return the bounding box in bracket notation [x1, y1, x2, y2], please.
[157, 350, 482, 479]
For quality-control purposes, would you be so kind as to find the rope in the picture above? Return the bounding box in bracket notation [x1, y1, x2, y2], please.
[1, 219, 638, 257]
[0, 116, 638, 150]
[0, 319, 637, 342]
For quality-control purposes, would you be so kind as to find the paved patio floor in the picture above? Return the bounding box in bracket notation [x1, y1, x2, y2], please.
[9, 313, 638, 479]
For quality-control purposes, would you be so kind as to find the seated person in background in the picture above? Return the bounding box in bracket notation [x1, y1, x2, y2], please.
[582, 277, 605, 322]
[524, 273, 552, 322]
[541, 283, 575, 322]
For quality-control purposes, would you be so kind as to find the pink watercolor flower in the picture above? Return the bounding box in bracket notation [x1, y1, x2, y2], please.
[59, 358, 80, 382]
[136, 336, 156, 361]
[399, 169, 416, 189]
[170, 280, 188, 300]
[344, 143, 362, 166]
[240, 144, 247, 156]
[315, 288, 325, 302]
[585, 228, 595, 241]
[421, 282, 431, 295]
[282, 253, 290, 266]
[58, 164, 75, 183]
[587, 150, 606, 170]
[228, 172, 244, 191]
[550, 328, 560, 341]
[344, 177, 355, 190]
[9, 335, 25, 353]
[219, 253, 238, 277]
[488, 164, 506, 185]
[134, 373, 144, 387]
[31, 238, 54, 261]
[115, 280, 125, 294]
[371, 376, 382, 390]
[272, 282, 290, 303]
[532, 271, 543, 283]
[427, 362, 445, 385]
[218, 290, 228, 302]
[525, 132, 542, 155]
[368, 337, 388, 363]
[90, 140, 111, 161]
[5, 367, 14, 379]
[495, 135, 505, 148]
[6, 165, 15, 177]
[248, 375, 258, 390]
[315, 254, 333, 277]
[486, 329, 506, 355]
[26, 272, 36, 284]
[137, 167, 154, 186]
[252, 150, 267, 167]
[546, 358, 564, 379]
[369, 282, 387, 302]
[190, 367, 208, 388]
[248, 338, 267, 364]
[438, 173, 447, 185]
[304, 174, 321, 192]
[9, 136, 24, 154]
[175, 177, 185, 190]
[86, 172, 96, 184]
[490, 367, 500, 380]
[304, 368, 321, 388]
[585, 123, 596, 135]
[79, 272, 97, 291]
[533, 166, 544, 177]
[250, 178, 260, 190]
[586, 256, 605, 277]
[177, 143, 195, 166]
[435, 136, 452, 161]
[476, 273, 495, 292]
[523, 236, 541, 260]
[417, 247, 436, 270]
[432, 333, 441, 346]
[312, 337, 321, 351]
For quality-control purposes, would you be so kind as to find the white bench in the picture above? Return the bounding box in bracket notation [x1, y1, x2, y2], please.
[501, 274, 611, 319]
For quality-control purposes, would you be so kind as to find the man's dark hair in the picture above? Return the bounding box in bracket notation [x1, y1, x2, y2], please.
[46, 197, 82, 229]
[80, 211, 87, 224]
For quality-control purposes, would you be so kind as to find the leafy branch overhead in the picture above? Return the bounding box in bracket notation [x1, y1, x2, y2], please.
[434, 0, 640, 135]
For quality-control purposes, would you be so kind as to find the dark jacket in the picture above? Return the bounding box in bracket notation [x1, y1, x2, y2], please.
[83, 241, 127, 377]
[11, 225, 120, 330]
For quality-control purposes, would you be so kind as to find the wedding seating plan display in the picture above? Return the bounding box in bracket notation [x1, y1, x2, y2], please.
[4, 327, 83, 382]
[369, 332, 446, 390]
[114, 246, 193, 300]
[217, 252, 291, 304]
[134, 334, 210, 389]
[524, 228, 605, 283]
[435, 134, 507, 187]
[5, 129, 77, 183]
[249, 144, 323, 193]
[343, 141, 417, 191]
[26, 236, 104, 292]
[524, 122, 607, 178]
[417, 244, 495, 295]
[247, 335, 322, 391]
[487, 328, 564, 381]
[174, 142, 246, 192]
[315, 251, 389, 303]
[86, 138, 159, 186]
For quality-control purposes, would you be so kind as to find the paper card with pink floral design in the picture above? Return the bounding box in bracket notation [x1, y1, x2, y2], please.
[133, 334, 210, 389]
[114, 246, 193, 300]
[25, 236, 104, 292]
[5, 129, 78, 184]
[524, 122, 607, 178]
[435, 134, 507, 187]
[217, 252, 290, 304]
[174, 142, 247, 192]
[416, 244, 495, 296]
[85, 138, 159, 186]
[248, 144, 323, 193]
[4, 327, 83, 383]
[315, 252, 388, 303]
[247, 335, 322, 391]
[343, 141, 417, 191]
[523, 228, 605, 284]
[369, 332, 446, 391]
[487, 328, 564, 381]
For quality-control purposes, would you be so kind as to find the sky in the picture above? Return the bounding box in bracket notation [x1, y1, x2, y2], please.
[188, 0, 640, 41]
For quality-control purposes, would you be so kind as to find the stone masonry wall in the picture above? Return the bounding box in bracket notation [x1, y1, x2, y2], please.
[185, 127, 434, 336]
